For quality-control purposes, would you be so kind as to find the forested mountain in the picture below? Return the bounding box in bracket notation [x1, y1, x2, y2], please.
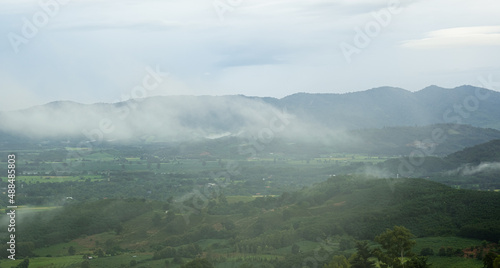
[267, 85, 500, 130]
[445, 139, 500, 165]
[376, 138, 500, 190]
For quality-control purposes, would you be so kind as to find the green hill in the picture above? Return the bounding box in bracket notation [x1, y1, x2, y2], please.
[377, 138, 500, 190]
[445, 139, 500, 165]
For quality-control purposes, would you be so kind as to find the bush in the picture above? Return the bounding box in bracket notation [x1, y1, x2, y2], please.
[420, 247, 434, 256]
[438, 247, 446, 256]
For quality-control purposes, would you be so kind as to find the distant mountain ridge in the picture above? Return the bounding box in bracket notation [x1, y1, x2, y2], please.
[267, 85, 500, 130]
[445, 139, 500, 165]
[1, 85, 499, 142]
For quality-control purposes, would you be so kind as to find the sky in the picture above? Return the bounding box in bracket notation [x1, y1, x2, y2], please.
[1, 0, 500, 111]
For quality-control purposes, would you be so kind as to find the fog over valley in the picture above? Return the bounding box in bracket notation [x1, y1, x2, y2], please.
[1, 85, 500, 145]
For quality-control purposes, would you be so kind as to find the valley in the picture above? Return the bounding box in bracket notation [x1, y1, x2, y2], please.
[1, 87, 500, 268]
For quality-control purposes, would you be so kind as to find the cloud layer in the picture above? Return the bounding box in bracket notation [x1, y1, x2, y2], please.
[449, 162, 500, 176]
[402, 26, 500, 49]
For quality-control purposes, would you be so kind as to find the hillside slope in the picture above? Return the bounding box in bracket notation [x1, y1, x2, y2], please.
[5, 176, 500, 267]
[445, 139, 500, 165]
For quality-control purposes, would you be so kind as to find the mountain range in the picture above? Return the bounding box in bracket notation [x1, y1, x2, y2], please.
[1, 85, 499, 145]
[270, 85, 500, 130]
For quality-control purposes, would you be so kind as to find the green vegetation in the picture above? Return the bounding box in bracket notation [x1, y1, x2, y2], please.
[1, 127, 500, 267]
[1, 174, 498, 267]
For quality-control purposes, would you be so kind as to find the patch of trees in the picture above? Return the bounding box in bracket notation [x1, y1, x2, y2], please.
[181, 258, 215, 268]
[235, 229, 297, 254]
[459, 221, 500, 242]
[153, 243, 202, 260]
[15, 199, 152, 248]
[322, 226, 430, 268]
[483, 251, 500, 268]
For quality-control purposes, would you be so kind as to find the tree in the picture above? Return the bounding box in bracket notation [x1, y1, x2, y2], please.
[292, 244, 300, 254]
[374, 226, 416, 268]
[484, 252, 499, 268]
[437, 247, 446, 257]
[405, 256, 431, 268]
[218, 194, 228, 206]
[115, 223, 124, 235]
[282, 209, 292, 221]
[349, 241, 375, 268]
[222, 220, 235, 231]
[324, 255, 351, 268]
[339, 238, 354, 251]
[180, 258, 214, 268]
[68, 245, 76, 255]
[165, 210, 176, 223]
[419, 248, 434, 256]
[173, 256, 184, 265]
[16, 259, 29, 268]
[445, 247, 454, 257]
[152, 213, 162, 226]
[17, 242, 35, 257]
[94, 248, 105, 258]
[81, 260, 91, 268]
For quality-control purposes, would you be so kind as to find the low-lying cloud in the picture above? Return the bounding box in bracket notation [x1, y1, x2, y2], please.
[448, 162, 500, 176]
[0, 95, 354, 146]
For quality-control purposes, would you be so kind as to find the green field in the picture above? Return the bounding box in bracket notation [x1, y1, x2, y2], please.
[426, 256, 483, 268]
[413, 237, 484, 253]
[1, 175, 103, 184]
[0, 256, 83, 268]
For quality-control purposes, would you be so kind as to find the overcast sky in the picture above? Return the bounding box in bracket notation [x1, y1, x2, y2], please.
[1, 0, 500, 111]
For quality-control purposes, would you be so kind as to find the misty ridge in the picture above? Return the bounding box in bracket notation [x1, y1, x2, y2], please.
[0, 95, 343, 144]
[0, 85, 499, 145]
[447, 162, 500, 176]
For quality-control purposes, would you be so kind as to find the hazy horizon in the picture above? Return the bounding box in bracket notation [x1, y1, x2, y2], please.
[1, 0, 500, 111]
[0, 84, 497, 112]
